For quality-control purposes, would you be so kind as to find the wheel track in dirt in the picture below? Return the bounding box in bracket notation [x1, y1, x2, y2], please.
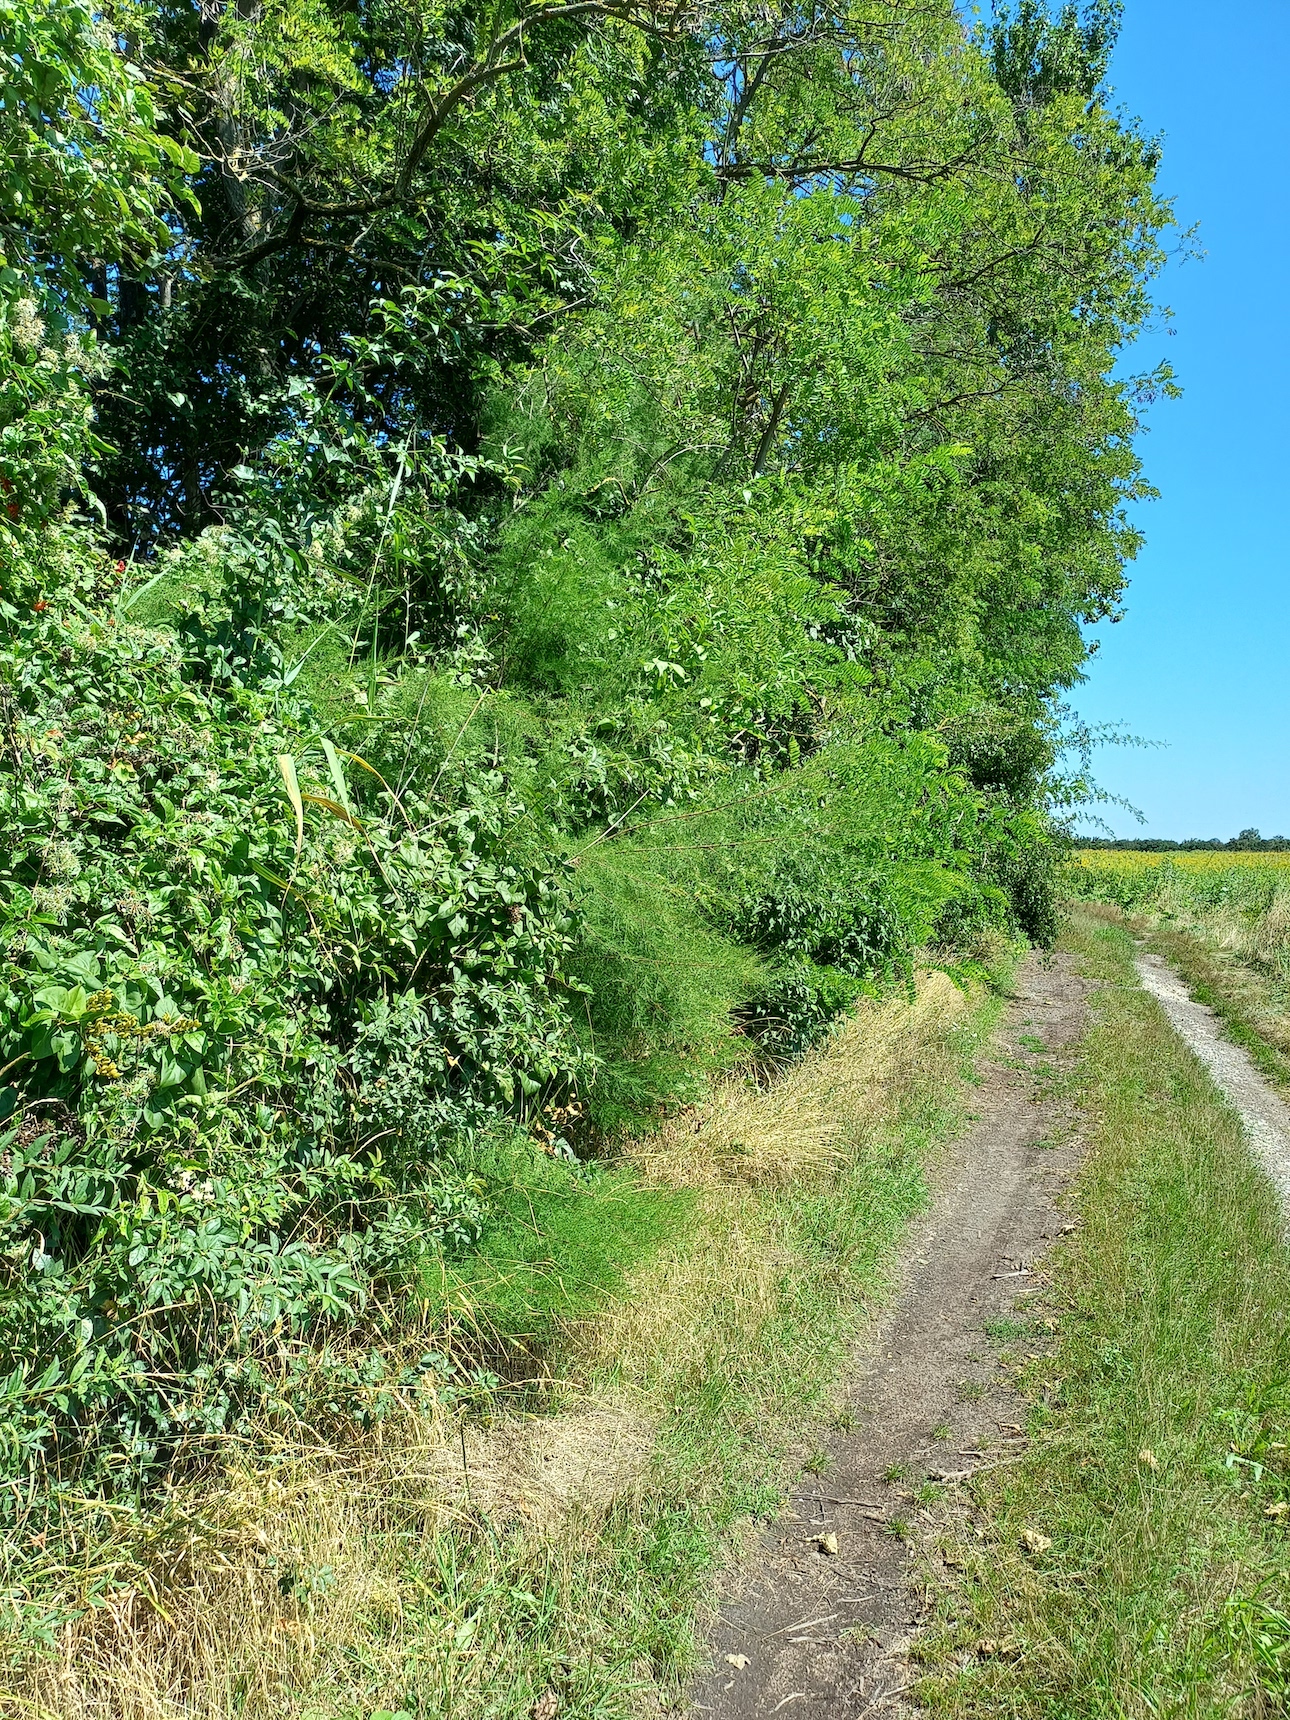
[690, 949, 1090, 1720]
[1135, 949, 1290, 1217]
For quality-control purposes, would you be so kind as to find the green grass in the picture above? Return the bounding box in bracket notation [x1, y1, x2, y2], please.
[435, 1136, 693, 1352]
[1066, 877, 1290, 1094]
[306, 980, 1010, 1718]
[918, 906, 1290, 1717]
[10, 969, 1012, 1719]
[1140, 916, 1290, 1094]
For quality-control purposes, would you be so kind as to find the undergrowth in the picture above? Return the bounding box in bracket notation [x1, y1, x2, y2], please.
[917, 906, 1290, 1717]
[1, 966, 1007, 1717]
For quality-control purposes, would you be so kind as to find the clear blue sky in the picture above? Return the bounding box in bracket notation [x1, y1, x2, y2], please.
[1068, 0, 1290, 840]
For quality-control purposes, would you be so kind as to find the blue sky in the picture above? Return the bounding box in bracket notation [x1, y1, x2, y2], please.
[1067, 0, 1290, 839]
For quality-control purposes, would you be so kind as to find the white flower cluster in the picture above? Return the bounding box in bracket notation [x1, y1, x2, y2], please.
[10, 298, 44, 353]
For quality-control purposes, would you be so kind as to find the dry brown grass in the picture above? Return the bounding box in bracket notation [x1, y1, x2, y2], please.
[581, 969, 976, 1428]
[4, 1394, 660, 1720]
[8, 1409, 452, 1720]
[1, 968, 983, 1720]
[633, 969, 971, 1190]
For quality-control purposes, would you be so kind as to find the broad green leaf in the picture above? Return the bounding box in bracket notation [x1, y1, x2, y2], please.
[277, 754, 304, 856]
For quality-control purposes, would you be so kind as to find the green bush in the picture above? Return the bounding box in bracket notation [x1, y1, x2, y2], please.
[0, 0, 1170, 1532]
[0, 522, 594, 1505]
[740, 960, 868, 1060]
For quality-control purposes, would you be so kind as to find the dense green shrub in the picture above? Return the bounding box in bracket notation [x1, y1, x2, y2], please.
[740, 960, 868, 1060]
[0, 531, 596, 1497]
[0, 0, 1171, 1517]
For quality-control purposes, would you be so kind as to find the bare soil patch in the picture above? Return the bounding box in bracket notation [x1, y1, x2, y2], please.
[690, 951, 1089, 1719]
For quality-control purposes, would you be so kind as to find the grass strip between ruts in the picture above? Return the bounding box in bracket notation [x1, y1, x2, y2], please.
[918, 906, 1290, 1717]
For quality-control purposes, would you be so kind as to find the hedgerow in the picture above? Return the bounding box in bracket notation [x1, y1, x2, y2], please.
[1, 0, 1169, 1528]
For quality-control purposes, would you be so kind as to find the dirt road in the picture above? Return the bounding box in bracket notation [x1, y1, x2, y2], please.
[691, 951, 1090, 1720]
[1135, 950, 1290, 1216]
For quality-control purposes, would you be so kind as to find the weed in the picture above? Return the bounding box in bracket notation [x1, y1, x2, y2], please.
[984, 1316, 1031, 1345]
[1216, 1592, 1290, 1702]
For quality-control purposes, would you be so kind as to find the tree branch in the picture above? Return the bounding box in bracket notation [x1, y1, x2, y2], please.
[207, 0, 690, 273]
[715, 143, 984, 189]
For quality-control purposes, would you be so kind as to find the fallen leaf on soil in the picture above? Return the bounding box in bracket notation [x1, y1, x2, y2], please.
[724, 1652, 750, 1669]
[1264, 1501, 1288, 1519]
[1021, 1528, 1052, 1555]
[817, 1532, 839, 1555]
[530, 1695, 559, 1720]
[1138, 1448, 1160, 1471]
[977, 1638, 1000, 1657]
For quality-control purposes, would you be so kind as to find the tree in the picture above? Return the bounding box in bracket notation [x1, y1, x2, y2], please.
[0, 0, 1175, 1509]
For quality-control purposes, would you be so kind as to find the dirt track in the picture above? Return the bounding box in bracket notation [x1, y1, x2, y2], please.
[690, 951, 1090, 1720]
[1135, 950, 1290, 1217]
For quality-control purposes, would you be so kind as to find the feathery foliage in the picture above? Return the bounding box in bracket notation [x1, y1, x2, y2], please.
[1, 0, 1170, 1526]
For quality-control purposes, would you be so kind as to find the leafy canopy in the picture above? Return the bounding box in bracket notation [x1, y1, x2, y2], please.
[0, 0, 1170, 1526]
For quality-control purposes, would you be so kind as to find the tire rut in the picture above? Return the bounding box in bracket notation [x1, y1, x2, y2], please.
[690, 950, 1090, 1720]
[1135, 949, 1290, 1217]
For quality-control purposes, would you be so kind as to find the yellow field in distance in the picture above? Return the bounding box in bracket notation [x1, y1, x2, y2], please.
[1073, 850, 1290, 874]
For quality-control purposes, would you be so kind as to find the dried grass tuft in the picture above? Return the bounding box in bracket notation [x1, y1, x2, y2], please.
[633, 969, 971, 1189]
[585, 969, 976, 1401]
[454, 1401, 653, 1530]
[7, 1392, 653, 1720]
[10, 1406, 447, 1720]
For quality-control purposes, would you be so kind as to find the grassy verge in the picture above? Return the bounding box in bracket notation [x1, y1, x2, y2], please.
[5, 963, 1009, 1720]
[1064, 855, 1290, 1090]
[918, 906, 1290, 1717]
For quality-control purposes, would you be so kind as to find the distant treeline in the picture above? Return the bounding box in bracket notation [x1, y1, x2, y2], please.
[1077, 830, 1290, 852]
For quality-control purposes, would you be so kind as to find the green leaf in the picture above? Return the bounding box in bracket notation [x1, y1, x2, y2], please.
[277, 754, 304, 857]
[320, 737, 354, 820]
